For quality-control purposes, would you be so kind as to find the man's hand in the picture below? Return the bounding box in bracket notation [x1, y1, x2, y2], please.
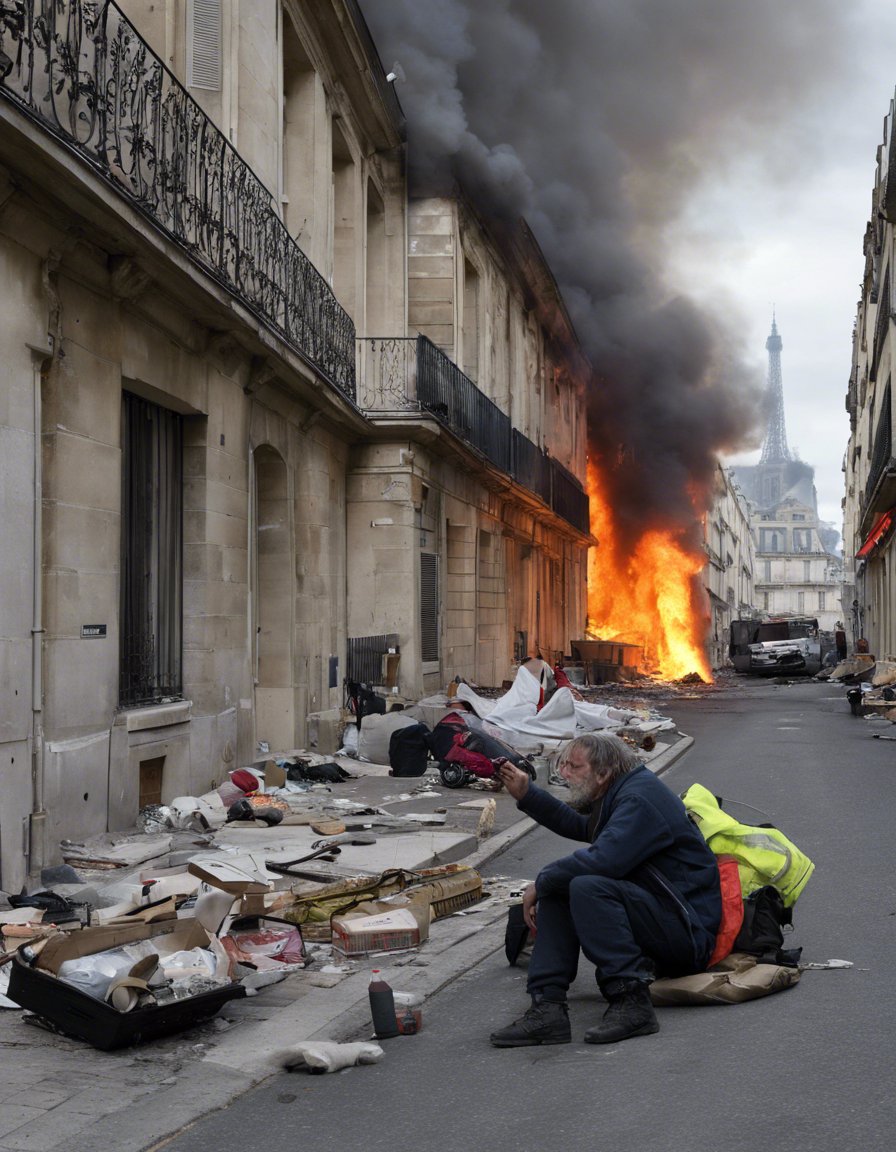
[522, 882, 538, 932]
[494, 757, 531, 800]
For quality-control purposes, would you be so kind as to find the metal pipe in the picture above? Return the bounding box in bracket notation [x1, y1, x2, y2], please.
[28, 342, 52, 875]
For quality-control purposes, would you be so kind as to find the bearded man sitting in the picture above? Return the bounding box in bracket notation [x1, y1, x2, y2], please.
[490, 732, 721, 1046]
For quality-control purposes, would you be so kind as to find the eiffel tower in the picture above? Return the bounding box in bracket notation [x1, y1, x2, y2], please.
[759, 313, 791, 463]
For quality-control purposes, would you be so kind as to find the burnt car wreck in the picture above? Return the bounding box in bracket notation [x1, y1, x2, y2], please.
[729, 617, 825, 678]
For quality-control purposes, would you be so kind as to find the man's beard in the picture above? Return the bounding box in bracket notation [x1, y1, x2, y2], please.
[566, 779, 600, 813]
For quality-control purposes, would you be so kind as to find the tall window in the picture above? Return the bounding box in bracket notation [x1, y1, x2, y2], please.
[120, 393, 183, 706]
[462, 258, 480, 382]
[819, 591, 826, 611]
[420, 552, 440, 664]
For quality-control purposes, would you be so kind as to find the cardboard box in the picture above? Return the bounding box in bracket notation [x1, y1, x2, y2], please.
[331, 892, 431, 958]
[10, 919, 243, 1050]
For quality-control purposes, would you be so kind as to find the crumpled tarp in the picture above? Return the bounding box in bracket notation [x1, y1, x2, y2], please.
[454, 665, 676, 746]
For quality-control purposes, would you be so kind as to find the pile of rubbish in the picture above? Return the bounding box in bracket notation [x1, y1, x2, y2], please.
[842, 660, 896, 722]
[0, 846, 484, 1048]
[0, 659, 684, 1046]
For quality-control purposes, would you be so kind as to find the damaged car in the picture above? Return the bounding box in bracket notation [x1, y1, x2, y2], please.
[731, 617, 825, 677]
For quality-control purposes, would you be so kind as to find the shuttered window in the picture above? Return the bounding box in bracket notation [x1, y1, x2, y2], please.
[187, 0, 222, 91]
[120, 393, 183, 707]
[420, 552, 439, 663]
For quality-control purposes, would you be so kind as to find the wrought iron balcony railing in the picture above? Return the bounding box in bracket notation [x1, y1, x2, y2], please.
[512, 428, 552, 506]
[357, 336, 419, 413]
[0, 0, 355, 398]
[357, 335, 590, 535]
[417, 336, 513, 475]
[549, 457, 591, 534]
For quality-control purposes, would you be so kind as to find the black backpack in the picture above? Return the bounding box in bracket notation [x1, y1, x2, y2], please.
[388, 723, 434, 777]
[733, 885, 801, 967]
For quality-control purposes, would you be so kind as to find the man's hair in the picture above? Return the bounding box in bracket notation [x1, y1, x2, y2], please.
[562, 732, 639, 784]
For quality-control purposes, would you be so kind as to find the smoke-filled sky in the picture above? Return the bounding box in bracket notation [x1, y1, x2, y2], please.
[366, 0, 896, 544]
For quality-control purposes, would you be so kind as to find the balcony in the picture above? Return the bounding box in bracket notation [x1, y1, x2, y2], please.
[357, 335, 590, 535]
[0, 0, 355, 398]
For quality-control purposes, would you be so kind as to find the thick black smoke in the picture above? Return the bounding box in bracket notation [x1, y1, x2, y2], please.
[365, 0, 856, 547]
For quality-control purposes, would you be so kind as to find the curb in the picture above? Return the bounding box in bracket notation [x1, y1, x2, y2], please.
[130, 729, 698, 1152]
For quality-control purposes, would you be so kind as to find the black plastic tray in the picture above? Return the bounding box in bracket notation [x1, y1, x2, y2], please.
[8, 952, 245, 1050]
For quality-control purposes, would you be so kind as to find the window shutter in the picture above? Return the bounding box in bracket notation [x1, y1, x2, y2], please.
[187, 0, 222, 91]
[420, 552, 439, 663]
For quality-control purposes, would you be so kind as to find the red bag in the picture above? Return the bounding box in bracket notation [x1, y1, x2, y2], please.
[443, 732, 497, 778]
[707, 855, 745, 968]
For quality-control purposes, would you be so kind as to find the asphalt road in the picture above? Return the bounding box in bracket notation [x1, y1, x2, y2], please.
[157, 677, 896, 1152]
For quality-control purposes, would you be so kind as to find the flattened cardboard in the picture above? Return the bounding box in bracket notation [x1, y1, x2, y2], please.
[100, 895, 178, 927]
[36, 919, 208, 975]
[263, 760, 288, 789]
[187, 860, 271, 894]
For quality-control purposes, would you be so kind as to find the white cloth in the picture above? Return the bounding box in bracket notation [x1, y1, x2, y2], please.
[452, 665, 676, 746]
[276, 1040, 384, 1073]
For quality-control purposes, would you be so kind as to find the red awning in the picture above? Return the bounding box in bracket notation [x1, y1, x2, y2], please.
[856, 509, 895, 558]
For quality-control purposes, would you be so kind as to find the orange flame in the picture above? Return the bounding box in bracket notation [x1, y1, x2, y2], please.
[586, 459, 711, 682]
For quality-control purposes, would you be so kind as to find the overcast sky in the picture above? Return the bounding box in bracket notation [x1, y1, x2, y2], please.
[368, 0, 896, 543]
[674, 1, 896, 535]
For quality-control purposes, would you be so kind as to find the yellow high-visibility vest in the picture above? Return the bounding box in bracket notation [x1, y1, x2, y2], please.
[681, 783, 814, 908]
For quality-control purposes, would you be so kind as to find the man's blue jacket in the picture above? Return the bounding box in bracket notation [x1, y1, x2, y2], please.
[518, 763, 721, 967]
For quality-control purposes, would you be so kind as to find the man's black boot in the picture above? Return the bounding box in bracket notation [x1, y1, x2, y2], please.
[584, 981, 659, 1044]
[490, 998, 571, 1047]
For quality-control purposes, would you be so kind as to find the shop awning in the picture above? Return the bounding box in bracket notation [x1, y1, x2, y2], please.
[856, 509, 895, 558]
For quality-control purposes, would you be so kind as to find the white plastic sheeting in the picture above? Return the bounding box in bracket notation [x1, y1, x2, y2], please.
[454, 665, 676, 748]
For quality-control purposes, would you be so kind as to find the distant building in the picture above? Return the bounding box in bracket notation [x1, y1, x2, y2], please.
[843, 91, 896, 659]
[732, 317, 843, 633]
[702, 464, 756, 669]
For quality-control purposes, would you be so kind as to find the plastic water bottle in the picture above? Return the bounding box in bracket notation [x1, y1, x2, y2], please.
[368, 970, 399, 1038]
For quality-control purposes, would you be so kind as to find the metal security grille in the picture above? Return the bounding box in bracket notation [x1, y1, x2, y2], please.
[420, 552, 440, 663]
[120, 392, 183, 707]
[346, 634, 400, 685]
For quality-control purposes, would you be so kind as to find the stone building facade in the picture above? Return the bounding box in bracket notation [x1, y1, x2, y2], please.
[735, 457, 843, 635]
[702, 465, 756, 669]
[843, 90, 896, 659]
[0, 1, 590, 890]
[748, 497, 843, 634]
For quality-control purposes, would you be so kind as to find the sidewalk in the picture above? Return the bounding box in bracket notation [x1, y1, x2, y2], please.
[0, 732, 691, 1152]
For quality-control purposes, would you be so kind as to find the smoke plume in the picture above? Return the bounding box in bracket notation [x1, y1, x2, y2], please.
[365, 0, 856, 547]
